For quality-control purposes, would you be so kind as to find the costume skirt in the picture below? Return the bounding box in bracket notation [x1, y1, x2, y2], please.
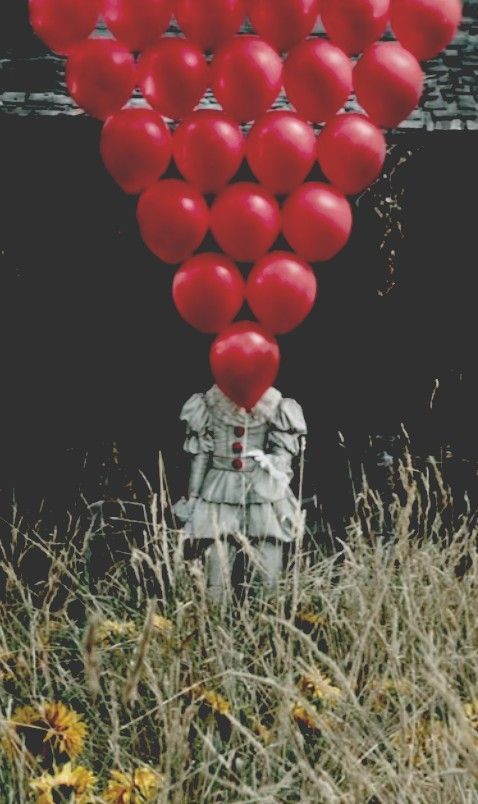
[175, 490, 303, 543]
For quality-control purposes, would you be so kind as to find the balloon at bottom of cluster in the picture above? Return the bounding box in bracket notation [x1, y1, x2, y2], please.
[210, 322, 280, 410]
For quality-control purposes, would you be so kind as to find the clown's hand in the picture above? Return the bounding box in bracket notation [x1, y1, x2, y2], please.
[246, 449, 290, 489]
[173, 496, 197, 522]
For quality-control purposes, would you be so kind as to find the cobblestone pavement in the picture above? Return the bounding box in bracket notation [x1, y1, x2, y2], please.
[1, 1, 477, 129]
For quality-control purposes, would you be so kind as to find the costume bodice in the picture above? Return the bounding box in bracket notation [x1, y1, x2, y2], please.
[180, 385, 307, 503]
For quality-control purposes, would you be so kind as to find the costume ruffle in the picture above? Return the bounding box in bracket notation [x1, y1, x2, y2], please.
[205, 385, 283, 425]
[182, 494, 303, 543]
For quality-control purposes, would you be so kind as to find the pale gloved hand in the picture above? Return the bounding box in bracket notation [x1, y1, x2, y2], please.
[246, 449, 290, 491]
[173, 496, 198, 522]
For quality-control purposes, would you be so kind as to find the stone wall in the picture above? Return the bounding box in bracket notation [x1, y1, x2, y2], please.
[1, 0, 477, 129]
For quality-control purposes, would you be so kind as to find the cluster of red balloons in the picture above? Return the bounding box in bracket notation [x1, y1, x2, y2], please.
[30, 0, 462, 408]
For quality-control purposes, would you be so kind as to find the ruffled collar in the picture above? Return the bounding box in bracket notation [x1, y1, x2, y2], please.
[205, 385, 282, 426]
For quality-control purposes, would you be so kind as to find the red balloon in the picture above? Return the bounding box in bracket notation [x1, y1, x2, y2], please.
[249, 0, 319, 53]
[103, 0, 173, 52]
[284, 39, 353, 123]
[66, 39, 136, 120]
[174, 0, 247, 51]
[100, 109, 172, 195]
[390, 0, 462, 62]
[137, 179, 209, 264]
[210, 322, 280, 410]
[173, 253, 245, 333]
[317, 113, 386, 195]
[247, 251, 317, 334]
[283, 182, 353, 262]
[211, 36, 283, 122]
[353, 42, 424, 128]
[211, 182, 281, 263]
[173, 111, 245, 193]
[246, 111, 317, 195]
[29, 0, 102, 54]
[321, 0, 390, 56]
[139, 38, 208, 120]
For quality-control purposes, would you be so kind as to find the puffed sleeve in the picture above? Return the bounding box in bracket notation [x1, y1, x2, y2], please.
[250, 398, 307, 502]
[267, 398, 307, 461]
[180, 393, 214, 455]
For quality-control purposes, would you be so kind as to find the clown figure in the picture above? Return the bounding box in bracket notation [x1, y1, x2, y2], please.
[175, 384, 307, 601]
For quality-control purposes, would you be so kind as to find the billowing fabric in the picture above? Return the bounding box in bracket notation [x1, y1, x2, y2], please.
[174, 385, 307, 542]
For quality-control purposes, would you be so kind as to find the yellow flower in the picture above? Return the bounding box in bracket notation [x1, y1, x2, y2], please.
[299, 671, 342, 706]
[463, 699, 478, 730]
[6, 702, 87, 764]
[250, 716, 273, 744]
[36, 618, 64, 644]
[152, 615, 173, 636]
[190, 684, 230, 712]
[291, 703, 336, 735]
[295, 610, 326, 629]
[391, 717, 447, 767]
[194, 688, 231, 716]
[292, 703, 320, 731]
[369, 677, 413, 712]
[30, 763, 96, 803]
[96, 620, 137, 646]
[0, 651, 15, 681]
[102, 767, 164, 803]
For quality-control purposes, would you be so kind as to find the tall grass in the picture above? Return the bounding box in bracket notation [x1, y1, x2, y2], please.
[1, 454, 478, 802]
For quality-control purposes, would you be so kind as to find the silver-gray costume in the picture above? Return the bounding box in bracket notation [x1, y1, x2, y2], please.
[175, 385, 307, 542]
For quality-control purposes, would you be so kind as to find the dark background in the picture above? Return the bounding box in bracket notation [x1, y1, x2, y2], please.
[0, 1, 477, 524]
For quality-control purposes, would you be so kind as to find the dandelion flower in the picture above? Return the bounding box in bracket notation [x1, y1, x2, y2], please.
[36, 618, 64, 646]
[299, 671, 342, 706]
[102, 767, 164, 803]
[0, 651, 15, 681]
[250, 716, 273, 744]
[152, 615, 173, 635]
[292, 703, 320, 732]
[96, 620, 137, 646]
[6, 702, 87, 764]
[295, 610, 326, 629]
[190, 686, 232, 741]
[391, 717, 447, 767]
[194, 688, 231, 716]
[463, 699, 478, 730]
[369, 677, 413, 712]
[30, 763, 96, 803]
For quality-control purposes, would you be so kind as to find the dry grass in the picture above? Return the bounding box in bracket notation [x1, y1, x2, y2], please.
[1, 455, 478, 803]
